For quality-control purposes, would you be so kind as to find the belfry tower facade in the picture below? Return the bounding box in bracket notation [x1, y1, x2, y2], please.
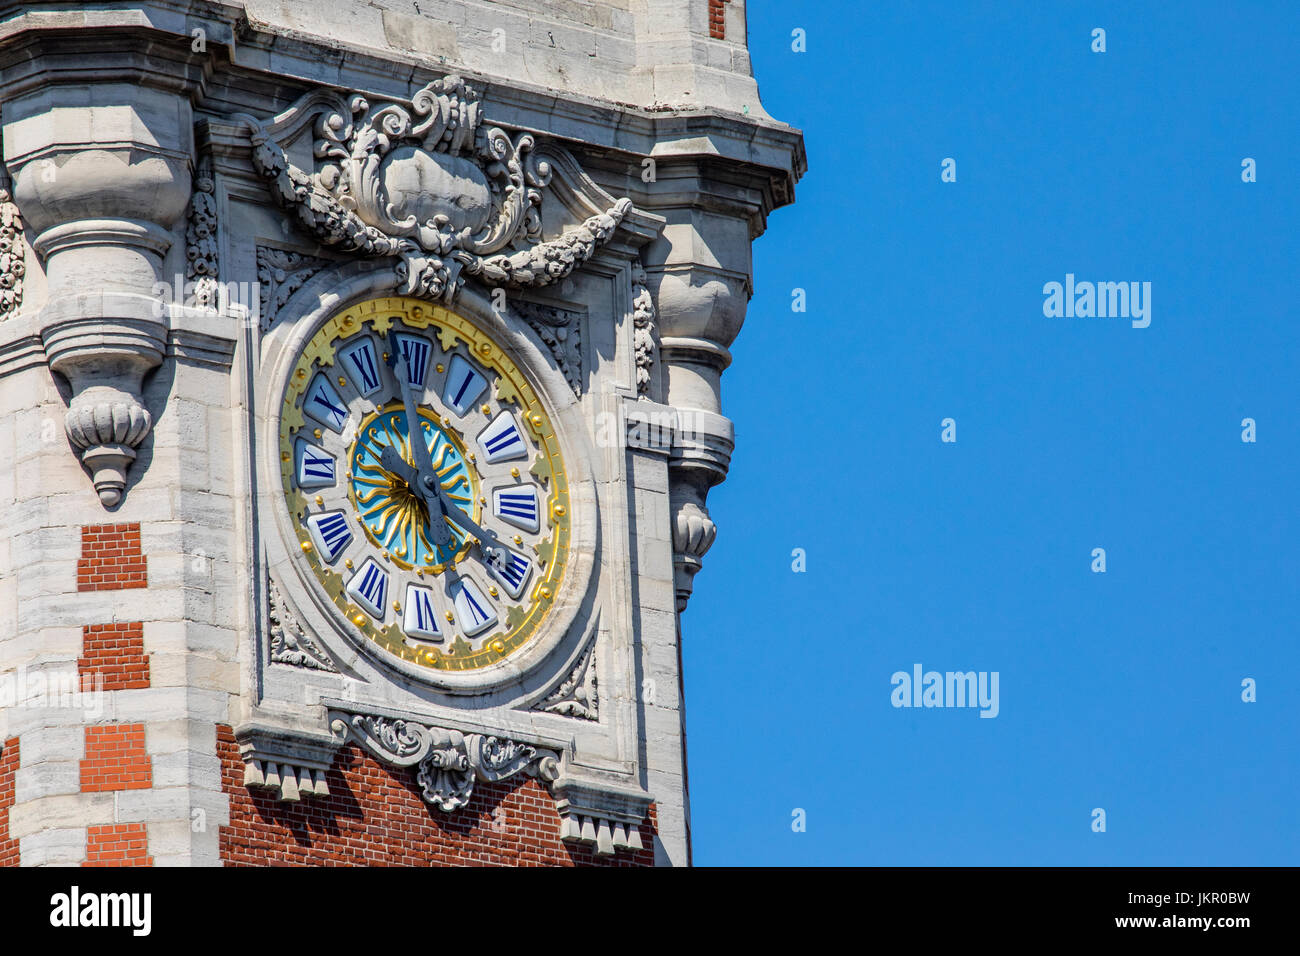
[0, 0, 802, 866]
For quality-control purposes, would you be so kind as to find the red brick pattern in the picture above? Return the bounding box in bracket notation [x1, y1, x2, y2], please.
[79, 622, 150, 691]
[709, 0, 730, 39]
[81, 724, 152, 792]
[216, 725, 657, 867]
[77, 523, 147, 591]
[0, 737, 18, 868]
[83, 823, 152, 867]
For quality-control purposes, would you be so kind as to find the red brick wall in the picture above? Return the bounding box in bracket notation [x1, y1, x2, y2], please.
[708, 0, 730, 39]
[0, 737, 18, 867]
[77, 523, 148, 591]
[84, 823, 153, 867]
[80, 622, 150, 691]
[81, 724, 152, 793]
[216, 725, 656, 867]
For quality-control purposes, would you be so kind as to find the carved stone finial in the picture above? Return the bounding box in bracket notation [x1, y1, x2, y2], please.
[671, 500, 717, 612]
[64, 397, 152, 506]
[11, 108, 192, 507]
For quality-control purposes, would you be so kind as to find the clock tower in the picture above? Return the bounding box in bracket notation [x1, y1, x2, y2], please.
[0, 0, 803, 866]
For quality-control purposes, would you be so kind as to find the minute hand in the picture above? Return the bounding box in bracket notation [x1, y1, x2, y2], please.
[384, 336, 438, 487]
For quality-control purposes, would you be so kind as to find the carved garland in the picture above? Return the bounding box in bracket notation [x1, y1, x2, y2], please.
[631, 264, 656, 396]
[240, 75, 632, 306]
[0, 188, 23, 320]
[185, 157, 220, 309]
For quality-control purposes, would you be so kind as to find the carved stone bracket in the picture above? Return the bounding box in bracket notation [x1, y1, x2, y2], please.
[0, 188, 24, 320]
[268, 576, 337, 671]
[238, 724, 339, 803]
[534, 643, 598, 721]
[236, 75, 633, 306]
[328, 711, 560, 812]
[553, 777, 652, 857]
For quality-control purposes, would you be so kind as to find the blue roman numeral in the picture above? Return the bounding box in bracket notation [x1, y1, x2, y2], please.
[442, 355, 487, 414]
[307, 377, 349, 431]
[303, 451, 333, 479]
[348, 343, 380, 393]
[295, 440, 336, 489]
[357, 563, 386, 609]
[307, 510, 352, 562]
[497, 493, 536, 520]
[398, 336, 431, 388]
[414, 590, 434, 631]
[499, 553, 528, 588]
[478, 412, 528, 464]
[402, 584, 441, 640]
[462, 586, 489, 624]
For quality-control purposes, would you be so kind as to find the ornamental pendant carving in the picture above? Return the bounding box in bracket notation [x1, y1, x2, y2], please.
[329, 711, 560, 812]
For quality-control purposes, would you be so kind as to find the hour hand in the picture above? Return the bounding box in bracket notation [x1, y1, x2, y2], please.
[379, 444, 418, 488]
[379, 444, 452, 549]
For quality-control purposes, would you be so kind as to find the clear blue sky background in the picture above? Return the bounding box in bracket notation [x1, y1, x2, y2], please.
[682, 1, 1298, 865]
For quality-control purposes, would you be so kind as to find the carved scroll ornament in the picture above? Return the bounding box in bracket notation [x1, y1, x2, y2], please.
[240, 76, 631, 305]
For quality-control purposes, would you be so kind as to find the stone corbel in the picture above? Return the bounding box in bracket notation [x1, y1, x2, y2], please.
[647, 262, 748, 612]
[237, 724, 341, 803]
[10, 140, 192, 506]
[552, 777, 653, 857]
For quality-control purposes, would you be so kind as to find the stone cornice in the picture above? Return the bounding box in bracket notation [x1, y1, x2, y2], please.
[0, 3, 804, 228]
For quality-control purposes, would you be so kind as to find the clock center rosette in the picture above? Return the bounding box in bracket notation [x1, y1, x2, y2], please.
[348, 402, 482, 572]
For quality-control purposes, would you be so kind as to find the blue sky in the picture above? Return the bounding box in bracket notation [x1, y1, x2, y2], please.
[682, 1, 1299, 865]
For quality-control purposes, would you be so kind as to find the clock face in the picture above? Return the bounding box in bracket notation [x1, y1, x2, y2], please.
[278, 296, 570, 673]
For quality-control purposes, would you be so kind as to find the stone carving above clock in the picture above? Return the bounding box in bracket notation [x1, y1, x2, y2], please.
[240, 75, 633, 305]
